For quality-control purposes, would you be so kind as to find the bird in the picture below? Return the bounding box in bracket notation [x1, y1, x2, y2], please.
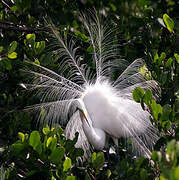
[22, 9, 160, 159]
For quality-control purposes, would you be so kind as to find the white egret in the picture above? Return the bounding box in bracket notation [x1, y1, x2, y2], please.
[22, 10, 160, 159]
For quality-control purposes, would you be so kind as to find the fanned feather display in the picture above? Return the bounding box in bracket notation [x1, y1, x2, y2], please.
[22, 10, 160, 159]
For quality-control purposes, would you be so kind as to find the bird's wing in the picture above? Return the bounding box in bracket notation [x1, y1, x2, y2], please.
[64, 110, 92, 159]
[101, 98, 159, 157]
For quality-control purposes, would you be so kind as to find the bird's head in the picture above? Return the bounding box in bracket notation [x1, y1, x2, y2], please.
[77, 108, 91, 127]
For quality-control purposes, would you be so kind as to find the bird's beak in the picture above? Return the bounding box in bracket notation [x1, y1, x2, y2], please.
[77, 108, 90, 126]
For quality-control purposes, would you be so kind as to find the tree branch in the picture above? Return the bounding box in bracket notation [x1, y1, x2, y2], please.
[0, 21, 50, 32]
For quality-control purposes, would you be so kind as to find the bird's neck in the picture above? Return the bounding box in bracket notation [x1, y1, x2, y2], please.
[82, 118, 106, 150]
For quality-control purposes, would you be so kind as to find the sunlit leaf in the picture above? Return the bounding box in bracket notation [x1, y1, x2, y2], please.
[0, 46, 3, 53]
[8, 52, 17, 59]
[151, 100, 162, 120]
[166, 58, 173, 67]
[29, 131, 42, 154]
[92, 152, 105, 170]
[34, 59, 40, 65]
[174, 53, 179, 64]
[26, 33, 36, 41]
[163, 14, 174, 32]
[46, 137, 57, 151]
[133, 87, 145, 102]
[18, 132, 25, 142]
[66, 176, 76, 180]
[143, 89, 152, 106]
[63, 157, 71, 172]
[43, 125, 50, 135]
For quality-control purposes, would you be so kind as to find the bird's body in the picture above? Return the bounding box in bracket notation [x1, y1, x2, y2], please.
[78, 78, 157, 157]
[23, 10, 160, 159]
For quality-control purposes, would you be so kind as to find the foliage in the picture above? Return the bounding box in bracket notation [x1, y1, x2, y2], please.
[133, 51, 179, 179]
[0, 126, 157, 179]
[1, 126, 84, 179]
[0, 0, 178, 179]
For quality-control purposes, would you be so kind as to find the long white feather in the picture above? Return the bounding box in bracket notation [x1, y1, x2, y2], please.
[22, 10, 160, 159]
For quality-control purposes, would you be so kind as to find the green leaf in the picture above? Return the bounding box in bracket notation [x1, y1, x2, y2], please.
[75, 31, 89, 42]
[50, 147, 65, 164]
[160, 52, 166, 61]
[151, 100, 162, 120]
[153, 52, 159, 63]
[87, 46, 94, 53]
[161, 104, 171, 120]
[2, 58, 12, 70]
[163, 14, 174, 32]
[29, 131, 42, 154]
[34, 59, 40, 65]
[151, 151, 158, 161]
[174, 53, 179, 64]
[26, 33, 36, 41]
[18, 132, 25, 142]
[63, 157, 72, 172]
[66, 176, 76, 180]
[8, 41, 17, 54]
[42, 125, 50, 135]
[166, 57, 173, 67]
[175, 166, 179, 179]
[10, 142, 25, 154]
[143, 89, 152, 106]
[92, 152, 105, 170]
[91, 152, 97, 164]
[10, 5, 18, 12]
[46, 137, 57, 151]
[167, 139, 176, 153]
[139, 65, 150, 79]
[161, 73, 167, 85]
[35, 41, 45, 54]
[26, 170, 38, 177]
[107, 169, 111, 178]
[133, 87, 145, 102]
[8, 52, 17, 59]
[140, 168, 147, 180]
[0, 46, 3, 53]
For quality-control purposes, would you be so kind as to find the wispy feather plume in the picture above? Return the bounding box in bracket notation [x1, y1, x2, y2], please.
[22, 9, 160, 159]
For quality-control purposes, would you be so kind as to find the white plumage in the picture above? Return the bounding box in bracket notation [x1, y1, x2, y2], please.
[22, 10, 160, 159]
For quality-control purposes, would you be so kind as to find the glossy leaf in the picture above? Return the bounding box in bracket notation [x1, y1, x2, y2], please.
[8, 41, 17, 54]
[66, 176, 76, 180]
[26, 33, 36, 41]
[63, 157, 72, 172]
[92, 152, 105, 170]
[46, 137, 57, 151]
[49, 147, 65, 164]
[0, 46, 3, 53]
[29, 131, 42, 153]
[133, 87, 145, 102]
[163, 14, 174, 32]
[174, 53, 179, 64]
[151, 100, 162, 120]
[42, 125, 50, 135]
[8, 52, 17, 59]
[143, 89, 152, 106]
[18, 132, 25, 142]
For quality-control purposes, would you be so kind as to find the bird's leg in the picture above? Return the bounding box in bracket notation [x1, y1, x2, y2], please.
[103, 136, 111, 164]
[112, 137, 120, 160]
[103, 146, 110, 163]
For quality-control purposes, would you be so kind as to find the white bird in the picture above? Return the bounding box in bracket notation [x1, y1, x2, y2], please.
[22, 10, 160, 159]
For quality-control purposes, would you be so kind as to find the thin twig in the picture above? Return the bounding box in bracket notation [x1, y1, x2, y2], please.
[0, 21, 50, 32]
